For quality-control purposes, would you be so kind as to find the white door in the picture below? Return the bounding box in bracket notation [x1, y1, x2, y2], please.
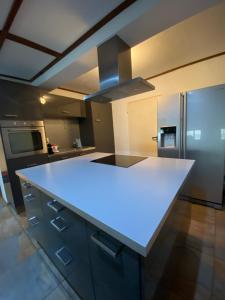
[128, 97, 158, 157]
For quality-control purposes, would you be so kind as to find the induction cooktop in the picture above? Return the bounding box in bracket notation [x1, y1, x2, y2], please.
[91, 154, 147, 168]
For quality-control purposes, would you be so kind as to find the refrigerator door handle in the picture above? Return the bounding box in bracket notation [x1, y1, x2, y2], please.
[179, 93, 184, 158]
[183, 93, 187, 159]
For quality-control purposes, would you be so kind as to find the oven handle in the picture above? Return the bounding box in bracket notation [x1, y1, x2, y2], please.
[7, 129, 41, 132]
[3, 114, 18, 118]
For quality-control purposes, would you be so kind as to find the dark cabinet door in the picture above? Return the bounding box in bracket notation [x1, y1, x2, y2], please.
[0, 79, 43, 120]
[80, 102, 115, 152]
[21, 181, 43, 221]
[41, 195, 95, 300]
[42, 94, 86, 118]
[91, 102, 115, 153]
[7, 154, 49, 210]
[87, 224, 141, 300]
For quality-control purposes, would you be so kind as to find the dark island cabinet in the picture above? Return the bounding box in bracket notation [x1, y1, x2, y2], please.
[20, 178, 191, 300]
[0, 79, 43, 120]
[20, 179, 141, 300]
[87, 224, 141, 300]
[20, 182, 94, 300]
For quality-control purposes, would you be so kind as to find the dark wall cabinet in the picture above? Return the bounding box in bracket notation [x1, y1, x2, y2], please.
[0, 79, 86, 120]
[80, 102, 115, 153]
[0, 79, 43, 120]
[41, 94, 86, 119]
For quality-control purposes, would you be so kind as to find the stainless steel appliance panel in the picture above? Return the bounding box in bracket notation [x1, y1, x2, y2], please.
[182, 85, 225, 205]
[157, 94, 181, 158]
[0, 120, 47, 159]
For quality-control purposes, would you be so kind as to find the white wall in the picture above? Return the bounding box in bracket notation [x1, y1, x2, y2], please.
[112, 101, 130, 155]
[49, 88, 84, 100]
[112, 55, 225, 155]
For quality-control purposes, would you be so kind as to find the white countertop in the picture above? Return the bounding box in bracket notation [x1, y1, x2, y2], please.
[16, 153, 194, 256]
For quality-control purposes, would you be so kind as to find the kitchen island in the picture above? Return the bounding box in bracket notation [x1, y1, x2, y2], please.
[16, 152, 194, 300]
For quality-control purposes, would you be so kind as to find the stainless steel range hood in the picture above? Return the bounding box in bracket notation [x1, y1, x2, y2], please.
[84, 36, 155, 103]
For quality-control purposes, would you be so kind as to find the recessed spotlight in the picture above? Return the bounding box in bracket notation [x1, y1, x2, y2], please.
[40, 96, 46, 104]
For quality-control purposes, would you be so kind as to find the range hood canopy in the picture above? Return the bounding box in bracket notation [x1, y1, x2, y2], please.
[85, 36, 155, 103]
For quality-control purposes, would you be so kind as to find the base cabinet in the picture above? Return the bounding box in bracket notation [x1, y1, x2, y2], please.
[87, 224, 141, 300]
[20, 180, 190, 300]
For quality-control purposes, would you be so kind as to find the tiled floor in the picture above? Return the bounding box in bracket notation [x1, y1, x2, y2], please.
[0, 198, 225, 300]
[0, 199, 80, 300]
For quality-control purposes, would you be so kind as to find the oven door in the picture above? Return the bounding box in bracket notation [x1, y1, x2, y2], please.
[1, 127, 47, 159]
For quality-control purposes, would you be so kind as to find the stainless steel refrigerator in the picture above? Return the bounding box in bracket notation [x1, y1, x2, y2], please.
[157, 84, 225, 208]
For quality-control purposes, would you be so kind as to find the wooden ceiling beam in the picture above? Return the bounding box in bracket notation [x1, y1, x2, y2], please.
[58, 87, 88, 95]
[7, 33, 62, 57]
[30, 0, 136, 81]
[145, 51, 225, 81]
[0, 0, 23, 49]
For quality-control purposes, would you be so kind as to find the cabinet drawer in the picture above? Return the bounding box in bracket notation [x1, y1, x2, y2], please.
[21, 180, 43, 221]
[49, 209, 90, 264]
[87, 224, 141, 300]
[41, 193, 65, 221]
[36, 219, 94, 300]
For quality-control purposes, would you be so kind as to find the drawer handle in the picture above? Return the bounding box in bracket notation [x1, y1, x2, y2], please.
[24, 193, 35, 202]
[50, 216, 67, 232]
[26, 163, 38, 168]
[91, 232, 121, 259]
[22, 182, 32, 189]
[61, 110, 71, 114]
[28, 216, 40, 226]
[55, 247, 72, 266]
[47, 200, 64, 213]
[61, 156, 69, 160]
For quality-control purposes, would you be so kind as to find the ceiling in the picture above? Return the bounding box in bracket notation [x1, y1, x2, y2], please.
[61, 1, 225, 95]
[0, 0, 223, 91]
[0, 0, 127, 81]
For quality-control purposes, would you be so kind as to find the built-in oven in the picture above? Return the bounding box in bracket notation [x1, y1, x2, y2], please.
[0, 120, 47, 159]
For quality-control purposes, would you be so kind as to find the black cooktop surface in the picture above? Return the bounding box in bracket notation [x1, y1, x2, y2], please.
[91, 154, 147, 168]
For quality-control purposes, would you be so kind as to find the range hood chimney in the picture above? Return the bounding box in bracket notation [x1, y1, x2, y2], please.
[84, 36, 155, 103]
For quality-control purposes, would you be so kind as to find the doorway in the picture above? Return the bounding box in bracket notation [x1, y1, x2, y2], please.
[128, 97, 158, 157]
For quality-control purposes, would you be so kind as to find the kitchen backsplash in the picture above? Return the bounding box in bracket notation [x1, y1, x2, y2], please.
[44, 119, 80, 149]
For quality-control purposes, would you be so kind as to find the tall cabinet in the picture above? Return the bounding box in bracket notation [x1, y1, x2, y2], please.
[79, 102, 115, 153]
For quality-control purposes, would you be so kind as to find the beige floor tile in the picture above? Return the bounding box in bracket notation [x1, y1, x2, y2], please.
[0, 206, 22, 239]
[45, 283, 72, 300]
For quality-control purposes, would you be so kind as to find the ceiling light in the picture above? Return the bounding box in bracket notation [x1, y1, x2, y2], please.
[40, 96, 46, 104]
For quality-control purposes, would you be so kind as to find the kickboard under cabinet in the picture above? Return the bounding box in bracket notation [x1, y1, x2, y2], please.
[20, 179, 191, 300]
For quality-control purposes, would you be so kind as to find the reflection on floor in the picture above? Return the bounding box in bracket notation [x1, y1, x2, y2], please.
[0, 199, 79, 300]
[0, 198, 225, 300]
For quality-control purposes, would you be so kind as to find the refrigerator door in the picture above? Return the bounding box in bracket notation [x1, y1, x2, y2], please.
[157, 94, 182, 158]
[182, 85, 225, 205]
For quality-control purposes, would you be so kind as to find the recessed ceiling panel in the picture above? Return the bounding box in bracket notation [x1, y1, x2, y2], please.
[10, 0, 123, 52]
[0, 40, 54, 79]
[0, 0, 14, 29]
